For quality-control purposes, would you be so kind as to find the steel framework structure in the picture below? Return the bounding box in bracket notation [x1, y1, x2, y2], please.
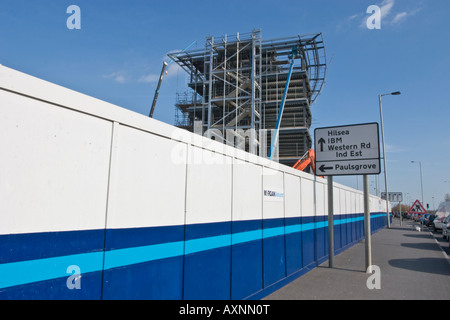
[169, 30, 326, 167]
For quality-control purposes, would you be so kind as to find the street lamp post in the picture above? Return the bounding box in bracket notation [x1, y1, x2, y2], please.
[379, 91, 401, 229]
[411, 160, 424, 207]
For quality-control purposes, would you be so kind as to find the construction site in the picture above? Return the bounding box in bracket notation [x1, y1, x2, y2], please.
[169, 30, 327, 168]
[0, 28, 393, 300]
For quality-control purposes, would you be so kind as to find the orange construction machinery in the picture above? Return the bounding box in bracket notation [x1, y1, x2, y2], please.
[292, 149, 322, 177]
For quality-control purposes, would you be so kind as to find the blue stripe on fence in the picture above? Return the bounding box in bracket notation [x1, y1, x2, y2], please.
[0, 213, 387, 289]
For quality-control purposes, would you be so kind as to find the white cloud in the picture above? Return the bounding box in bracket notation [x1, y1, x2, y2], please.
[391, 8, 421, 25]
[357, 0, 422, 29]
[102, 57, 185, 85]
[380, 0, 395, 19]
[103, 71, 127, 84]
[138, 61, 183, 83]
[392, 12, 408, 24]
[359, 0, 395, 28]
[114, 75, 125, 84]
[138, 73, 160, 83]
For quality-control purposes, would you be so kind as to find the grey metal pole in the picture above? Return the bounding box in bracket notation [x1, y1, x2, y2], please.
[379, 94, 391, 228]
[419, 161, 424, 207]
[412, 160, 425, 209]
[363, 175, 372, 271]
[328, 176, 334, 268]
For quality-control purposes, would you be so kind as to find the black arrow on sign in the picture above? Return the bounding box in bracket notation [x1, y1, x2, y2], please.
[319, 164, 333, 173]
[318, 138, 326, 152]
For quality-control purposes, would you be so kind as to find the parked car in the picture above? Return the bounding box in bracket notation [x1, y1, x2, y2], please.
[442, 216, 450, 239]
[432, 202, 450, 231]
[424, 214, 436, 227]
[434, 215, 450, 232]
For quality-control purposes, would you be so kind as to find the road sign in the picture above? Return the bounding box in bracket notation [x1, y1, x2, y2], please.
[381, 192, 403, 202]
[408, 200, 427, 214]
[314, 123, 381, 176]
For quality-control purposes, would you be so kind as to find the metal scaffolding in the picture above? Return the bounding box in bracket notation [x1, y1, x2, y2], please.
[169, 30, 326, 167]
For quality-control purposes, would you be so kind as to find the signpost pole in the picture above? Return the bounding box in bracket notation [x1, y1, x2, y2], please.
[363, 175, 372, 271]
[327, 176, 334, 268]
[314, 123, 380, 272]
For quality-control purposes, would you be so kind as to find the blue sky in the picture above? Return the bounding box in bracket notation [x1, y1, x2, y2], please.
[1, 0, 449, 210]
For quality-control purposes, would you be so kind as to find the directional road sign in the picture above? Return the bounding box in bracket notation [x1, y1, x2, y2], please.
[314, 123, 381, 176]
[381, 192, 403, 202]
